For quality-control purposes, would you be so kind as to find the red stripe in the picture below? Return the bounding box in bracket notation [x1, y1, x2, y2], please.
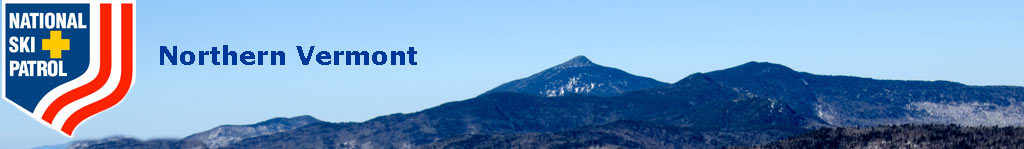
[61, 3, 134, 135]
[62, 3, 134, 135]
[42, 3, 114, 123]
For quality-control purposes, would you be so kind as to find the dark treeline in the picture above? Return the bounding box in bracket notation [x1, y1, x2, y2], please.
[748, 124, 1024, 149]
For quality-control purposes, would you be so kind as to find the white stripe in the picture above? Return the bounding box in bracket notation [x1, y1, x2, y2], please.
[60, 2, 137, 136]
[51, 3, 122, 134]
[33, 2, 103, 118]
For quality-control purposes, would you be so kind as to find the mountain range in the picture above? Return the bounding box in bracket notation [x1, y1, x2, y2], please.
[65, 56, 1024, 148]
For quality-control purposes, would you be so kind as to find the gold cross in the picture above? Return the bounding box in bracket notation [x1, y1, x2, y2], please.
[41, 30, 71, 59]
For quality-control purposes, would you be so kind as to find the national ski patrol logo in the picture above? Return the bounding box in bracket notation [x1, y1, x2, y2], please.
[3, 0, 135, 137]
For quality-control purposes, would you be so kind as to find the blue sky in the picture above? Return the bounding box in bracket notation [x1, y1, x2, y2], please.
[3, 0, 1024, 148]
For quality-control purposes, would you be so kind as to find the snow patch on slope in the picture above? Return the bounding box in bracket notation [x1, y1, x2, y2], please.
[543, 76, 599, 97]
[906, 102, 1024, 126]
